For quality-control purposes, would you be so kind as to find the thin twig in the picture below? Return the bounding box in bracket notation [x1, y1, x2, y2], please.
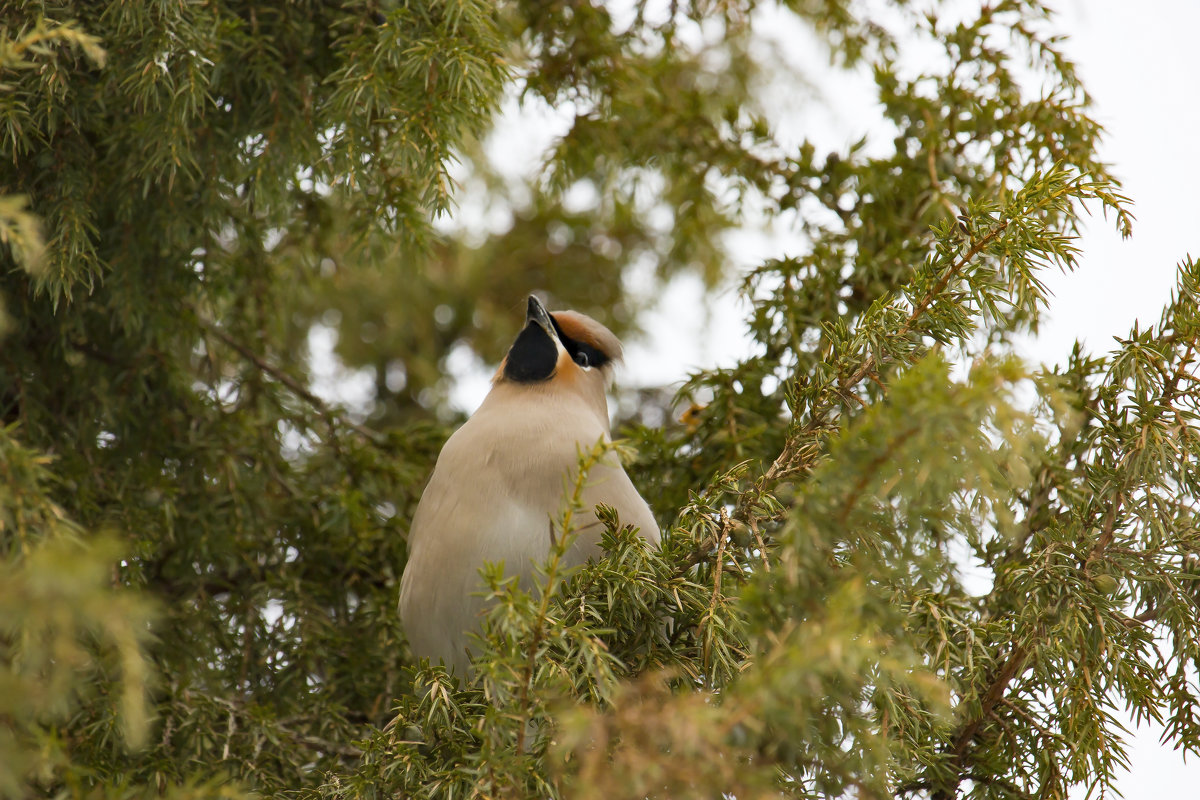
[836, 425, 918, 526]
[748, 516, 770, 572]
[514, 441, 608, 752]
[931, 644, 1027, 800]
[199, 317, 384, 444]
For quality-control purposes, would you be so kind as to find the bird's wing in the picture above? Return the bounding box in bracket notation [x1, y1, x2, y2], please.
[575, 459, 661, 551]
[399, 426, 554, 675]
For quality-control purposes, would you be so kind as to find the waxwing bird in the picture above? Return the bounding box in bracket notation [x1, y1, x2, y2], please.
[399, 295, 661, 677]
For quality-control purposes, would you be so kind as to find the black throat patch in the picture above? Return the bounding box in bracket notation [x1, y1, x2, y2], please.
[503, 323, 558, 382]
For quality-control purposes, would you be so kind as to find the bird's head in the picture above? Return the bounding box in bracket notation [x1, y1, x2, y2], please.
[494, 295, 623, 416]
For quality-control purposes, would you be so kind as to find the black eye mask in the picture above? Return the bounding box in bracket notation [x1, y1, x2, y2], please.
[550, 317, 611, 370]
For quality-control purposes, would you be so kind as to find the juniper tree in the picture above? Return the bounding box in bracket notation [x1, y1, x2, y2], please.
[2, 2, 1198, 800]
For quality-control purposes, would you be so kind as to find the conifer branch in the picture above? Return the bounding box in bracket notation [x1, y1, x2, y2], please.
[730, 217, 1013, 530]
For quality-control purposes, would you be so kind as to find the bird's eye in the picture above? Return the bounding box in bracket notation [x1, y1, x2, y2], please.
[574, 351, 590, 368]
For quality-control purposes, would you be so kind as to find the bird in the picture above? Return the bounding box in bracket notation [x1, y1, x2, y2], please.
[399, 294, 661, 677]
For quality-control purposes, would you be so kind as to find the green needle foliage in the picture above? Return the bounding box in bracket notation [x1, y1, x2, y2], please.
[1, 2, 1197, 800]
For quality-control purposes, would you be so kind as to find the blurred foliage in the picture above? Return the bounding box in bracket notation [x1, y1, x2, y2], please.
[1, 1, 1198, 800]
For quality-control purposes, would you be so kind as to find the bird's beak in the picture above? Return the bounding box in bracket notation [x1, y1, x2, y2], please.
[526, 295, 559, 341]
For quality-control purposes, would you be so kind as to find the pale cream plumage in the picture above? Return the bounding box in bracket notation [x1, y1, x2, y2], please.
[398, 296, 660, 677]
